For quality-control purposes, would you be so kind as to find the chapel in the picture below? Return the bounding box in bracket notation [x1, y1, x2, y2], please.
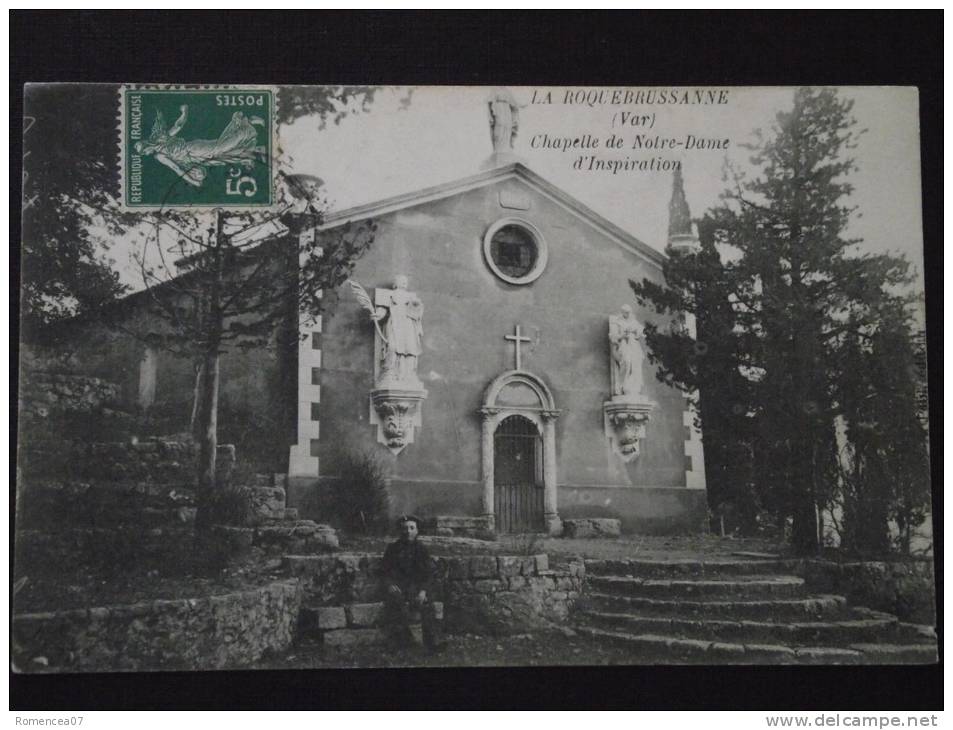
[285, 92, 708, 534]
[39, 91, 708, 535]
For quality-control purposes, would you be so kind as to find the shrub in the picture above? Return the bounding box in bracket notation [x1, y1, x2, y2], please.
[323, 450, 390, 535]
[196, 484, 252, 528]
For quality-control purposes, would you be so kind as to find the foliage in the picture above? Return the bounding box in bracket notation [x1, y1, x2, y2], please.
[20, 85, 389, 342]
[321, 450, 390, 535]
[197, 484, 253, 528]
[833, 303, 931, 555]
[123, 87, 382, 511]
[632, 88, 923, 554]
[21, 85, 133, 341]
[278, 86, 380, 126]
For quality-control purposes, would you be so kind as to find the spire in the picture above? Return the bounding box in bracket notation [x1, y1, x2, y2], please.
[667, 166, 700, 255]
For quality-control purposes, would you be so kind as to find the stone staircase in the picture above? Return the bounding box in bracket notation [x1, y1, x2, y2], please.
[298, 600, 444, 647]
[284, 553, 443, 647]
[575, 557, 937, 664]
[211, 474, 339, 554]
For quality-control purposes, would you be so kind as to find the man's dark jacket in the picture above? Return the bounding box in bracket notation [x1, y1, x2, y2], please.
[381, 539, 432, 592]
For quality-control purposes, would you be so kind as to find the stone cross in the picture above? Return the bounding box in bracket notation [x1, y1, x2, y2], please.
[505, 324, 531, 370]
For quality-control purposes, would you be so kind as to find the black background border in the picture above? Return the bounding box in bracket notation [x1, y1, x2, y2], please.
[10, 10, 942, 711]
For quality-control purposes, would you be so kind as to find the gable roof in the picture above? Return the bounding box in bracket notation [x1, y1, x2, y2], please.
[318, 162, 666, 269]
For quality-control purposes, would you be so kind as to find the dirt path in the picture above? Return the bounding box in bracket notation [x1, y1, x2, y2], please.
[256, 629, 659, 669]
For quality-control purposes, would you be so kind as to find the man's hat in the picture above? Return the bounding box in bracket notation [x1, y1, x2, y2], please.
[396, 514, 421, 528]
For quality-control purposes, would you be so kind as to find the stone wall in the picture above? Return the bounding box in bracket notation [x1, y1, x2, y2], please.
[801, 559, 936, 625]
[440, 553, 585, 633]
[284, 551, 585, 634]
[71, 440, 236, 484]
[12, 579, 301, 673]
[19, 370, 122, 418]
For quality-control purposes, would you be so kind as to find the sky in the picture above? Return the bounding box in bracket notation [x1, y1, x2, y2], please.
[280, 86, 924, 280]
[117, 86, 925, 297]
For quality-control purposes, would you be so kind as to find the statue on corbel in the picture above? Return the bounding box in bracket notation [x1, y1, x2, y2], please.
[349, 275, 428, 455]
[604, 304, 655, 462]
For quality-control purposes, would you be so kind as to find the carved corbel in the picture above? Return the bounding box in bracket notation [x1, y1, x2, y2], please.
[603, 400, 655, 462]
[370, 387, 428, 455]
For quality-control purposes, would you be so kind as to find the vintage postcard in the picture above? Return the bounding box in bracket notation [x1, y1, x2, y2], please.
[15, 84, 935, 673]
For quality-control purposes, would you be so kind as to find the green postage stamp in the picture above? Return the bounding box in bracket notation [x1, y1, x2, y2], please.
[120, 86, 276, 209]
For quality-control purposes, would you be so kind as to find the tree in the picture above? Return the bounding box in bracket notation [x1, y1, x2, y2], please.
[130, 86, 382, 525]
[137, 185, 375, 526]
[631, 215, 760, 533]
[22, 85, 388, 527]
[21, 85, 133, 342]
[633, 88, 917, 554]
[835, 302, 930, 554]
[19, 84, 382, 342]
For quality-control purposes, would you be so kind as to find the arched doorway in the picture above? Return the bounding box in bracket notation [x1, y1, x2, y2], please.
[479, 370, 561, 534]
[493, 415, 544, 533]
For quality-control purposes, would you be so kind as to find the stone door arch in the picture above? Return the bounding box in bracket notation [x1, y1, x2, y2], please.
[479, 370, 561, 534]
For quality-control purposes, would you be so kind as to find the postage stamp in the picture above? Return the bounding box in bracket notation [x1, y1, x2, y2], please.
[119, 86, 276, 209]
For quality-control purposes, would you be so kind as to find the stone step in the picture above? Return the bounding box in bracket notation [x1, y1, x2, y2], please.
[579, 610, 906, 645]
[576, 626, 934, 665]
[298, 601, 443, 647]
[299, 601, 445, 632]
[283, 552, 379, 578]
[846, 643, 938, 664]
[584, 591, 848, 620]
[585, 558, 800, 578]
[587, 574, 806, 599]
[896, 623, 938, 642]
[318, 625, 425, 648]
[255, 521, 338, 553]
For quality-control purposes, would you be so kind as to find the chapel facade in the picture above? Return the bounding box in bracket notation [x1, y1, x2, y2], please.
[285, 98, 708, 535]
[36, 95, 708, 535]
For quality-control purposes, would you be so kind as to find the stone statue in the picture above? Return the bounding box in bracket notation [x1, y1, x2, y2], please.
[488, 88, 519, 154]
[609, 305, 645, 398]
[372, 275, 424, 386]
[348, 276, 428, 454]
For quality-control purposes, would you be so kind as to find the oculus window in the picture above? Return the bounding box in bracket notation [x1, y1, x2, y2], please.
[483, 218, 548, 285]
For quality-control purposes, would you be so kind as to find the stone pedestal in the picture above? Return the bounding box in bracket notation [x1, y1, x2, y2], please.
[603, 398, 655, 462]
[370, 387, 428, 455]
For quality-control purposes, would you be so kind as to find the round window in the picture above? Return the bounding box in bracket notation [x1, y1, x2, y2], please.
[482, 219, 548, 285]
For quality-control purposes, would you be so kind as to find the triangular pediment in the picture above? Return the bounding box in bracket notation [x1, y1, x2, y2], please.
[319, 163, 665, 269]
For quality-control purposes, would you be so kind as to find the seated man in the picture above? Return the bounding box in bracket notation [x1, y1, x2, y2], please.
[381, 515, 441, 652]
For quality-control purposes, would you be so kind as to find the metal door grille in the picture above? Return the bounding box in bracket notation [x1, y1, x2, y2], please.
[494, 415, 544, 533]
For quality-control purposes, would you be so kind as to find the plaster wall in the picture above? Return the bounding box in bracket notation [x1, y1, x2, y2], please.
[297, 178, 706, 531]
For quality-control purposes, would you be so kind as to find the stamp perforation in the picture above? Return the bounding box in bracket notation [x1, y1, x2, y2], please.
[119, 84, 279, 212]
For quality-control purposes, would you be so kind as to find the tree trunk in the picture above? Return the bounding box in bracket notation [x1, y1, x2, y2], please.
[189, 359, 204, 441]
[194, 346, 220, 529]
[194, 210, 225, 530]
[791, 494, 819, 555]
[790, 435, 820, 555]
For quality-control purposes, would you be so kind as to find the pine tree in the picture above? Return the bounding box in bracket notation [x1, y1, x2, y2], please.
[835, 302, 930, 554]
[632, 214, 760, 533]
[634, 88, 917, 554]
